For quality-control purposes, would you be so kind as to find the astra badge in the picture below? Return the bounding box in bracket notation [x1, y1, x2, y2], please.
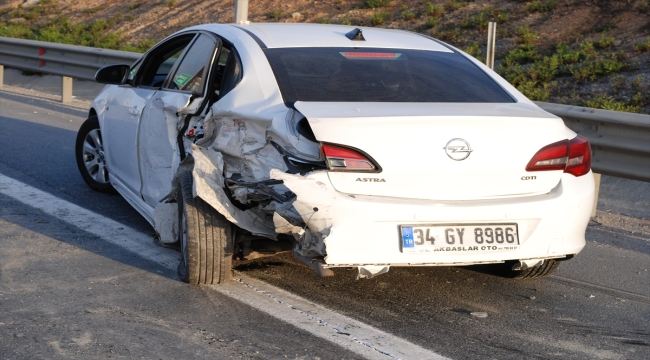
[444, 138, 473, 161]
[356, 178, 386, 182]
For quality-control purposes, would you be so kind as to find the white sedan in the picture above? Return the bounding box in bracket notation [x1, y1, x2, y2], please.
[76, 23, 594, 284]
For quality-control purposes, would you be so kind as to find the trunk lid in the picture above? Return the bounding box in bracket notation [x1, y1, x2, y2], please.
[294, 101, 574, 201]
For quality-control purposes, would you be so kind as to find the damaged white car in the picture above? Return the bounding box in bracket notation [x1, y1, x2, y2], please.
[75, 23, 594, 284]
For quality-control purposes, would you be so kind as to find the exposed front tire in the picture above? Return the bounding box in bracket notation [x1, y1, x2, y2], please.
[75, 116, 116, 194]
[177, 171, 233, 285]
[491, 259, 560, 279]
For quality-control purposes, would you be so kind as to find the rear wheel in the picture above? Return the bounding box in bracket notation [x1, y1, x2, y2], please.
[177, 171, 233, 285]
[491, 259, 560, 279]
[75, 116, 115, 194]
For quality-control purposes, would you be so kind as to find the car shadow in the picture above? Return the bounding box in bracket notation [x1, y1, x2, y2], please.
[0, 192, 180, 281]
[0, 112, 178, 281]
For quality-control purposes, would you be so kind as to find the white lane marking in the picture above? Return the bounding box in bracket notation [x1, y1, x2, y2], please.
[0, 173, 450, 360]
[218, 275, 449, 360]
[0, 174, 179, 269]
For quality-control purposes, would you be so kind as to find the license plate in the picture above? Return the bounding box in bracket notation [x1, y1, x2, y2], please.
[400, 223, 520, 253]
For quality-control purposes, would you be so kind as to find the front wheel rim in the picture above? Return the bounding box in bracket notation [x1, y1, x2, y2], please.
[82, 129, 109, 184]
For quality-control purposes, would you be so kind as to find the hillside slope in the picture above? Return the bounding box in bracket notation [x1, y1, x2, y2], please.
[1, 0, 649, 113]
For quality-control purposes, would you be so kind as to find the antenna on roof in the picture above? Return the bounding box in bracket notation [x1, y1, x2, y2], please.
[345, 28, 366, 41]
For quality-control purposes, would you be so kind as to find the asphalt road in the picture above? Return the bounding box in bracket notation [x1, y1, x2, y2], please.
[1, 79, 649, 360]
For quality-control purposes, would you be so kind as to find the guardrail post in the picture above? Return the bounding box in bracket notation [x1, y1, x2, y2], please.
[62, 76, 72, 103]
[591, 173, 601, 218]
[486, 22, 496, 70]
[234, 0, 249, 23]
[0, 65, 4, 89]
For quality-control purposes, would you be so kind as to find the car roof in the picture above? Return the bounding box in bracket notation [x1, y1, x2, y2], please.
[198, 23, 453, 52]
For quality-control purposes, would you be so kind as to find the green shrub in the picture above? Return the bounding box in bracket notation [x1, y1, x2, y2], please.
[267, 9, 283, 20]
[516, 26, 538, 44]
[579, 41, 596, 55]
[425, 17, 438, 28]
[528, 55, 560, 82]
[595, 23, 617, 33]
[426, 3, 444, 17]
[517, 80, 553, 101]
[611, 75, 626, 95]
[595, 36, 615, 49]
[504, 44, 541, 64]
[402, 10, 416, 21]
[583, 97, 641, 113]
[370, 10, 390, 25]
[460, 8, 506, 30]
[527, 0, 557, 13]
[631, 74, 644, 90]
[436, 29, 461, 42]
[0, 1, 159, 52]
[464, 42, 486, 62]
[83, 6, 106, 14]
[632, 92, 647, 106]
[0, 24, 35, 38]
[363, 0, 391, 8]
[120, 39, 157, 53]
[444, 1, 467, 12]
[339, 15, 352, 25]
[555, 43, 584, 64]
[569, 57, 627, 82]
[634, 37, 650, 52]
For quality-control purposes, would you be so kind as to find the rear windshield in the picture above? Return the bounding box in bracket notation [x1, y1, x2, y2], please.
[264, 47, 514, 103]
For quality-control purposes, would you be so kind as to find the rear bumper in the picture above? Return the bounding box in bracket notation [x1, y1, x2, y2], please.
[272, 170, 594, 267]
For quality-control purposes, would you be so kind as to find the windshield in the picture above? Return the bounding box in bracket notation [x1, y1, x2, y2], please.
[264, 47, 515, 103]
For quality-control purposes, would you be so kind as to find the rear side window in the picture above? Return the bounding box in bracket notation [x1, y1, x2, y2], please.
[264, 47, 514, 103]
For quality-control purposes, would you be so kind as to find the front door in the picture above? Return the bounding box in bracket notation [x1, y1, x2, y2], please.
[138, 33, 220, 207]
[102, 33, 198, 201]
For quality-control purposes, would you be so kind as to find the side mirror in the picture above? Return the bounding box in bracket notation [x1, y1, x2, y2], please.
[95, 64, 131, 84]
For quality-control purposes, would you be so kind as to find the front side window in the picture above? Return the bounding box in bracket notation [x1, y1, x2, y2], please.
[264, 47, 514, 103]
[135, 34, 196, 88]
[166, 35, 218, 93]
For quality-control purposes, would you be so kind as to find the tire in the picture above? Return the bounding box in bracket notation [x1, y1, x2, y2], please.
[75, 116, 116, 194]
[490, 259, 560, 280]
[177, 171, 233, 285]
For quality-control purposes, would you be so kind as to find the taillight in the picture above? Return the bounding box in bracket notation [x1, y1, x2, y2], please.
[526, 135, 591, 177]
[565, 135, 591, 176]
[321, 143, 378, 172]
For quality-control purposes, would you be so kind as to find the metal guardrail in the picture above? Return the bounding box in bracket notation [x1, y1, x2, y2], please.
[0, 37, 140, 81]
[0, 36, 649, 183]
[535, 102, 650, 182]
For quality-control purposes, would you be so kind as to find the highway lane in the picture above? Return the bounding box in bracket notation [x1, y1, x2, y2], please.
[1, 85, 649, 359]
[0, 90, 373, 359]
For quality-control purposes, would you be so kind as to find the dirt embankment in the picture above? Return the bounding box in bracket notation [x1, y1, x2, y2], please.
[1, 0, 649, 113]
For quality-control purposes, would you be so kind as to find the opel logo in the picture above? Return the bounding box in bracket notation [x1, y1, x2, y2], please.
[444, 138, 473, 161]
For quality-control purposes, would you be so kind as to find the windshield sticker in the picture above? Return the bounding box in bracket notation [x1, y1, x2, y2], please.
[173, 73, 192, 87]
